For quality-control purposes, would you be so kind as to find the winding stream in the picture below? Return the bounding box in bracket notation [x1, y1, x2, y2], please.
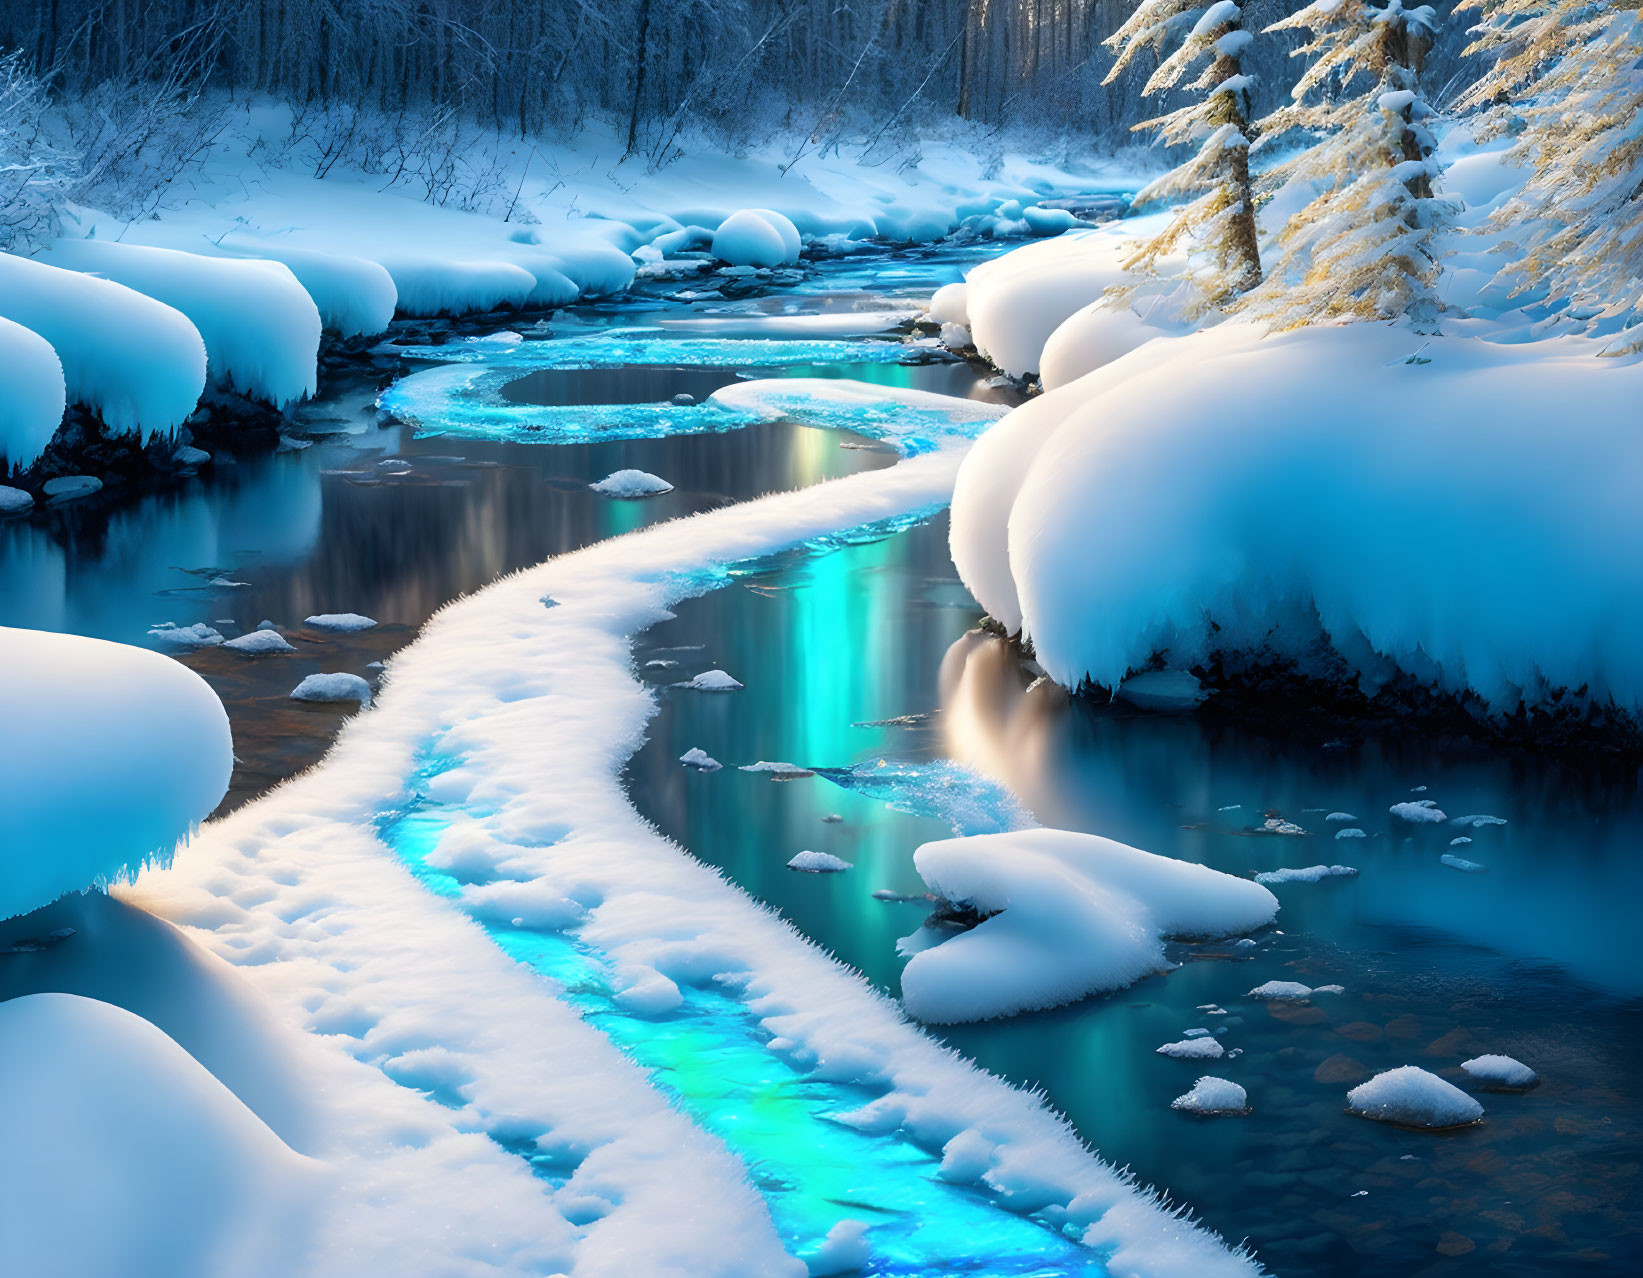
[4, 240, 1639, 1276]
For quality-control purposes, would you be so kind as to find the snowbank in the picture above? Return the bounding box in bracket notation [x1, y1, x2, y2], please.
[0, 626, 232, 920]
[218, 237, 398, 339]
[0, 316, 66, 468]
[953, 323, 1643, 713]
[901, 829, 1278, 1023]
[0, 993, 314, 1278]
[41, 239, 321, 407]
[371, 255, 537, 317]
[1039, 302, 1169, 390]
[0, 252, 205, 440]
[128, 388, 1257, 1277]
[1346, 1066, 1484, 1129]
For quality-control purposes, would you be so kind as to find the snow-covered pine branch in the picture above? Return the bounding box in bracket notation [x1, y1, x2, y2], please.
[1102, 0, 1261, 312]
[1237, 0, 1454, 331]
[1466, 3, 1643, 343]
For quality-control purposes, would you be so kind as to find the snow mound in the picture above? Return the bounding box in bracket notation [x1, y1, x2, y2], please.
[219, 237, 398, 338]
[591, 469, 674, 497]
[148, 622, 226, 649]
[0, 251, 205, 440]
[1347, 1066, 1484, 1129]
[805, 1219, 870, 1276]
[304, 613, 378, 632]
[371, 255, 536, 317]
[952, 323, 1643, 713]
[42, 239, 322, 407]
[0, 994, 312, 1278]
[712, 210, 801, 268]
[0, 626, 232, 920]
[1460, 1054, 1538, 1091]
[0, 316, 66, 467]
[1040, 303, 1167, 391]
[1336, 828, 1366, 840]
[679, 747, 722, 772]
[1247, 981, 1315, 1002]
[788, 851, 853, 874]
[290, 673, 372, 706]
[927, 282, 969, 327]
[901, 828, 1278, 1023]
[1255, 865, 1359, 885]
[1326, 812, 1358, 823]
[679, 669, 743, 691]
[1157, 1037, 1225, 1060]
[1171, 1077, 1249, 1115]
[1391, 800, 1448, 824]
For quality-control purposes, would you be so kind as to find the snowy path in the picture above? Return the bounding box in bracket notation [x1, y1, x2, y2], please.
[126, 361, 1258, 1276]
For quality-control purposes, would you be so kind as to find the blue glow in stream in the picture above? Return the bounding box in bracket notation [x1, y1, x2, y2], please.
[374, 756, 1107, 1276]
[392, 327, 917, 368]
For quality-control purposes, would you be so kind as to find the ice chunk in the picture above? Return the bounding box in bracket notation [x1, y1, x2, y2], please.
[1326, 812, 1358, 823]
[1255, 865, 1358, 885]
[1247, 980, 1314, 1002]
[788, 851, 853, 874]
[1449, 836, 1473, 847]
[678, 669, 743, 691]
[1347, 1066, 1484, 1129]
[1441, 853, 1487, 873]
[1, 626, 232, 920]
[1171, 1076, 1249, 1115]
[222, 630, 296, 654]
[805, 1219, 870, 1276]
[1449, 814, 1508, 828]
[590, 469, 674, 498]
[146, 621, 225, 650]
[1259, 816, 1308, 836]
[1335, 828, 1366, 840]
[290, 673, 372, 706]
[304, 613, 378, 632]
[679, 747, 722, 772]
[900, 828, 1278, 1023]
[1390, 800, 1449, 824]
[1157, 1038, 1225, 1060]
[1460, 1054, 1538, 1091]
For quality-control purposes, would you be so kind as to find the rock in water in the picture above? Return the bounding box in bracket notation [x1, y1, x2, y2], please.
[304, 612, 378, 633]
[1460, 1054, 1538, 1091]
[787, 850, 852, 873]
[290, 673, 372, 706]
[1346, 1066, 1483, 1128]
[589, 469, 674, 498]
[1171, 1077, 1249, 1115]
[1157, 1038, 1225, 1060]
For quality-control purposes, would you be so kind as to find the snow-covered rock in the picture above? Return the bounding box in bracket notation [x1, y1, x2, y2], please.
[0, 485, 35, 516]
[0, 316, 66, 468]
[1171, 1077, 1248, 1115]
[1247, 980, 1315, 1002]
[788, 850, 853, 873]
[1347, 1066, 1484, 1129]
[951, 322, 1643, 715]
[1255, 865, 1359, 885]
[147, 621, 226, 649]
[0, 994, 314, 1278]
[679, 747, 722, 772]
[42, 474, 101, 501]
[1450, 814, 1508, 829]
[1460, 1054, 1538, 1091]
[0, 626, 232, 920]
[679, 669, 743, 691]
[590, 469, 674, 497]
[805, 1218, 870, 1275]
[900, 828, 1278, 1023]
[0, 251, 205, 440]
[1326, 812, 1358, 823]
[1157, 1037, 1225, 1060]
[712, 210, 801, 268]
[42, 239, 322, 407]
[290, 673, 372, 706]
[1336, 828, 1366, 840]
[1391, 800, 1449, 824]
[304, 613, 378, 633]
[223, 630, 297, 654]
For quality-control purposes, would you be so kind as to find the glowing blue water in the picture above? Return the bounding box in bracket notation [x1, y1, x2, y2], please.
[392, 327, 916, 368]
[374, 756, 1107, 1276]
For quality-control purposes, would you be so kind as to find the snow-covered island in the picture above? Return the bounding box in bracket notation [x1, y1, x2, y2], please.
[2, 3, 1637, 1276]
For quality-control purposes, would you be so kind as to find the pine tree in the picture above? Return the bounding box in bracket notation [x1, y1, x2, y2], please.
[1236, 1, 1452, 331]
[1462, 3, 1643, 342]
[1103, 1, 1262, 311]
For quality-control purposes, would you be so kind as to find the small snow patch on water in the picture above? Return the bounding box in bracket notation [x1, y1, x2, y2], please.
[1390, 800, 1448, 823]
[1441, 853, 1488, 873]
[1172, 1077, 1248, 1115]
[679, 747, 721, 772]
[147, 622, 224, 649]
[788, 851, 853, 874]
[305, 612, 378, 632]
[677, 669, 743, 691]
[1247, 980, 1315, 1002]
[1255, 864, 1358, 885]
[1335, 828, 1366, 840]
[1157, 1038, 1225, 1060]
[590, 469, 674, 498]
[1461, 1054, 1538, 1090]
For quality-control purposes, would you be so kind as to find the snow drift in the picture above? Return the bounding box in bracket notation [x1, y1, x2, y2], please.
[712, 209, 803, 268]
[0, 316, 66, 467]
[952, 322, 1643, 714]
[0, 251, 206, 440]
[41, 239, 322, 406]
[217, 237, 398, 339]
[0, 994, 314, 1278]
[0, 626, 233, 920]
[901, 829, 1277, 1023]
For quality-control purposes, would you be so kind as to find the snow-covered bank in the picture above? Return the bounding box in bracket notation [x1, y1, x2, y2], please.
[950, 320, 1643, 724]
[1, 626, 232, 921]
[124, 381, 1257, 1276]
